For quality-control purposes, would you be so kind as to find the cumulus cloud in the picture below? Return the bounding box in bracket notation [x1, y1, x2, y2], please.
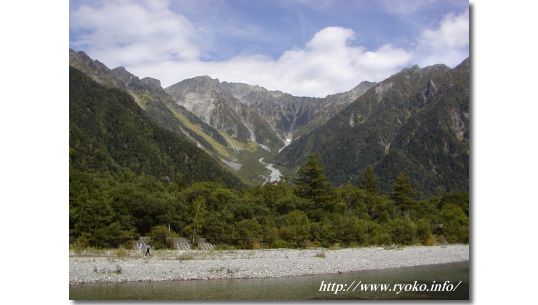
[70, 0, 469, 97]
[415, 8, 469, 67]
[70, 0, 199, 65]
[127, 26, 412, 97]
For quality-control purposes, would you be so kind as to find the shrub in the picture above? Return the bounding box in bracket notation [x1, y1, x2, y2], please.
[71, 234, 90, 253]
[115, 247, 129, 258]
[149, 225, 178, 249]
[389, 218, 417, 245]
[272, 239, 289, 248]
[279, 210, 311, 248]
[416, 218, 433, 245]
[368, 222, 392, 245]
[423, 234, 437, 246]
[440, 204, 469, 243]
[310, 220, 336, 246]
[91, 222, 136, 248]
[236, 219, 263, 249]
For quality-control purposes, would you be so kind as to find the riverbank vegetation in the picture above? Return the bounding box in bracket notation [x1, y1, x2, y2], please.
[70, 154, 468, 250]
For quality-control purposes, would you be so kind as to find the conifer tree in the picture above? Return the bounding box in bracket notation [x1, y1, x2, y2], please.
[294, 154, 336, 214]
[359, 166, 379, 194]
[391, 172, 415, 215]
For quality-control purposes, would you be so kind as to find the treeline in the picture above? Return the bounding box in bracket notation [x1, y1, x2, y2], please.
[70, 154, 468, 249]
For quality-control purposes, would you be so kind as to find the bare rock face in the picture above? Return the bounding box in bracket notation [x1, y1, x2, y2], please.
[165, 76, 375, 148]
[141, 77, 162, 92]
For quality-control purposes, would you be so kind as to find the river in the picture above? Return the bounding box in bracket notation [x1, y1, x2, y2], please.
[259, 158, 282, 183]
[70, 262, 469, 300]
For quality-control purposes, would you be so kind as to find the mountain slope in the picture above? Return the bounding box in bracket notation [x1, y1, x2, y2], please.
[166, 76, 374, 147]
[69, 66, 244, 189]
[69, 49, 231, 159]
[275, 59, 470, 196]
[165, 76, 284, 150]
[292, 81, 375, 138]
[376, 59, 470, 194]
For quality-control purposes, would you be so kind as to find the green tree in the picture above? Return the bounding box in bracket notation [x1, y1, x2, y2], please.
[185, 196, 207, 243]
[294, 154, 336, 218]
[279, 210, 311, 247]
[88, 221, 136, 248]
[204, 211, 236, 245]
[389, 218, 417, 244]
[416, 218, 433, 245]
[310, 219, 337, 247]
[149, 225, 177, 249]
[236, 218, 263, 249]
[338, 184, 364, 214]
[359, 166, 379, 194]
[391, 172, 415, 215]
[333, 215, 369, 245]
[440, 204, 469, 243]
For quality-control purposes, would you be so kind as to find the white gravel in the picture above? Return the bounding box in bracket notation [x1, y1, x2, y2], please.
[69, 244, 469, 284]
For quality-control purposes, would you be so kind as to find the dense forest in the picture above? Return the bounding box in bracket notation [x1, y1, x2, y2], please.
[70, 153, 468, 250]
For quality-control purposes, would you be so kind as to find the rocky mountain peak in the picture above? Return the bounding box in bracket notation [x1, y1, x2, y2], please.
[141, 77, 162, 92]
[70, 49, 110, 73]
[420, 63, 451, 75]
[167, 75, 223, 97]
[348, 81, 376, 97]
[192, 75, 220, 85]
[110, 66, 138, 85]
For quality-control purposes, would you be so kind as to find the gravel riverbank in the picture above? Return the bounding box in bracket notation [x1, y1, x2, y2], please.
[69, 244, 469, 284]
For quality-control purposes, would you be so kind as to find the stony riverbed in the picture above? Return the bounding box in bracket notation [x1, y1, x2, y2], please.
[70, 245, 469, 284]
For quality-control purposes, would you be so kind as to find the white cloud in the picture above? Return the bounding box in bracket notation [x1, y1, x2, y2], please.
[416, 8, 469, 67]
[127, 26, 412, 97]
[70, 1, 469, 97]
[421, 9, 469, 49]
[70, 0, 199, 65]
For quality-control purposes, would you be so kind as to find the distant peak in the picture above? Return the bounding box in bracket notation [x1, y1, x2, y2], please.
[422, 63, 450, 72]
[110, 66, 137, 84]
[69, 48, 91, 61]
[141, 77, 162, 89]
[111, 66, 129, 73]
[193, 75, 219, 82]
[353, 81, 376, 89]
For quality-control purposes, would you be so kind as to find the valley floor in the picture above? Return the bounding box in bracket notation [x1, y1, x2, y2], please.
[69, 244, 469, 284]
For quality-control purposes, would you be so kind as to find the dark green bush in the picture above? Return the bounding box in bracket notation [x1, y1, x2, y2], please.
[389, 218, 417, 245]
[149, 225, 178, 249]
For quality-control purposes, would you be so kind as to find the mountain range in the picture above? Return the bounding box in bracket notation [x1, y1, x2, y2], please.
[69, 49, 469, 196]
[275, 59, 470, 196]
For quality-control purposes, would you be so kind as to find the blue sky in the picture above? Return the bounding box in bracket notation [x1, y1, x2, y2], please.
[70, 0, 469, 97]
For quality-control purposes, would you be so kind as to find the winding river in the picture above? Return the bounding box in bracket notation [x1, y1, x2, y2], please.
[259, 158, 282, 183]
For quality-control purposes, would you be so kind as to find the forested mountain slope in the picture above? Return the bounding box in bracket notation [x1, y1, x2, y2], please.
[69, 66, 244, 188]
[275, 58, 470, 196]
